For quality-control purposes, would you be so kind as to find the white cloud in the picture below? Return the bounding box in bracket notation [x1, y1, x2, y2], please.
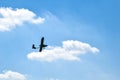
[0, 7, 45, 31]
[27, 40, 99, 62]
[47, 78, 59, 80]
[0, 70, 26, 80]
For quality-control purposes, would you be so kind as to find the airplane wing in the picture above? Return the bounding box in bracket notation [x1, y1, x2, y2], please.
[39, 37, 44, 52]
[39, 46, 42, 52]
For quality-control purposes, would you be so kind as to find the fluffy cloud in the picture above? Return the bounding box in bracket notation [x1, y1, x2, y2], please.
[27, 40, 99, 62]
[0, 7, 45, 31]
[0, 70, 26, 80]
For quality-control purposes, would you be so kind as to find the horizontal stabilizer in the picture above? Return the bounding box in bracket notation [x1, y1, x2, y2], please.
[32, 44, 36, 49]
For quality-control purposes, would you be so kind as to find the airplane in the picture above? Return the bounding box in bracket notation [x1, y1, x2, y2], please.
[32, 37, 48, 52]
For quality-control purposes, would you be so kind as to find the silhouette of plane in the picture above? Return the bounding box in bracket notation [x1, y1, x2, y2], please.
[32, 37, 48, 52]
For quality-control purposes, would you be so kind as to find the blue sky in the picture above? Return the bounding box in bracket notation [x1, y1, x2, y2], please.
[0, 0, 120, 80]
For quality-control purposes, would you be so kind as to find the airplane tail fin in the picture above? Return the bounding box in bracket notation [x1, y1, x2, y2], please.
[32, 44, 36, 49]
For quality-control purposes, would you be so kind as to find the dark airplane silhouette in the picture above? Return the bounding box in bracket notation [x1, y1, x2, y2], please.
[32, 37, 48, 52]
